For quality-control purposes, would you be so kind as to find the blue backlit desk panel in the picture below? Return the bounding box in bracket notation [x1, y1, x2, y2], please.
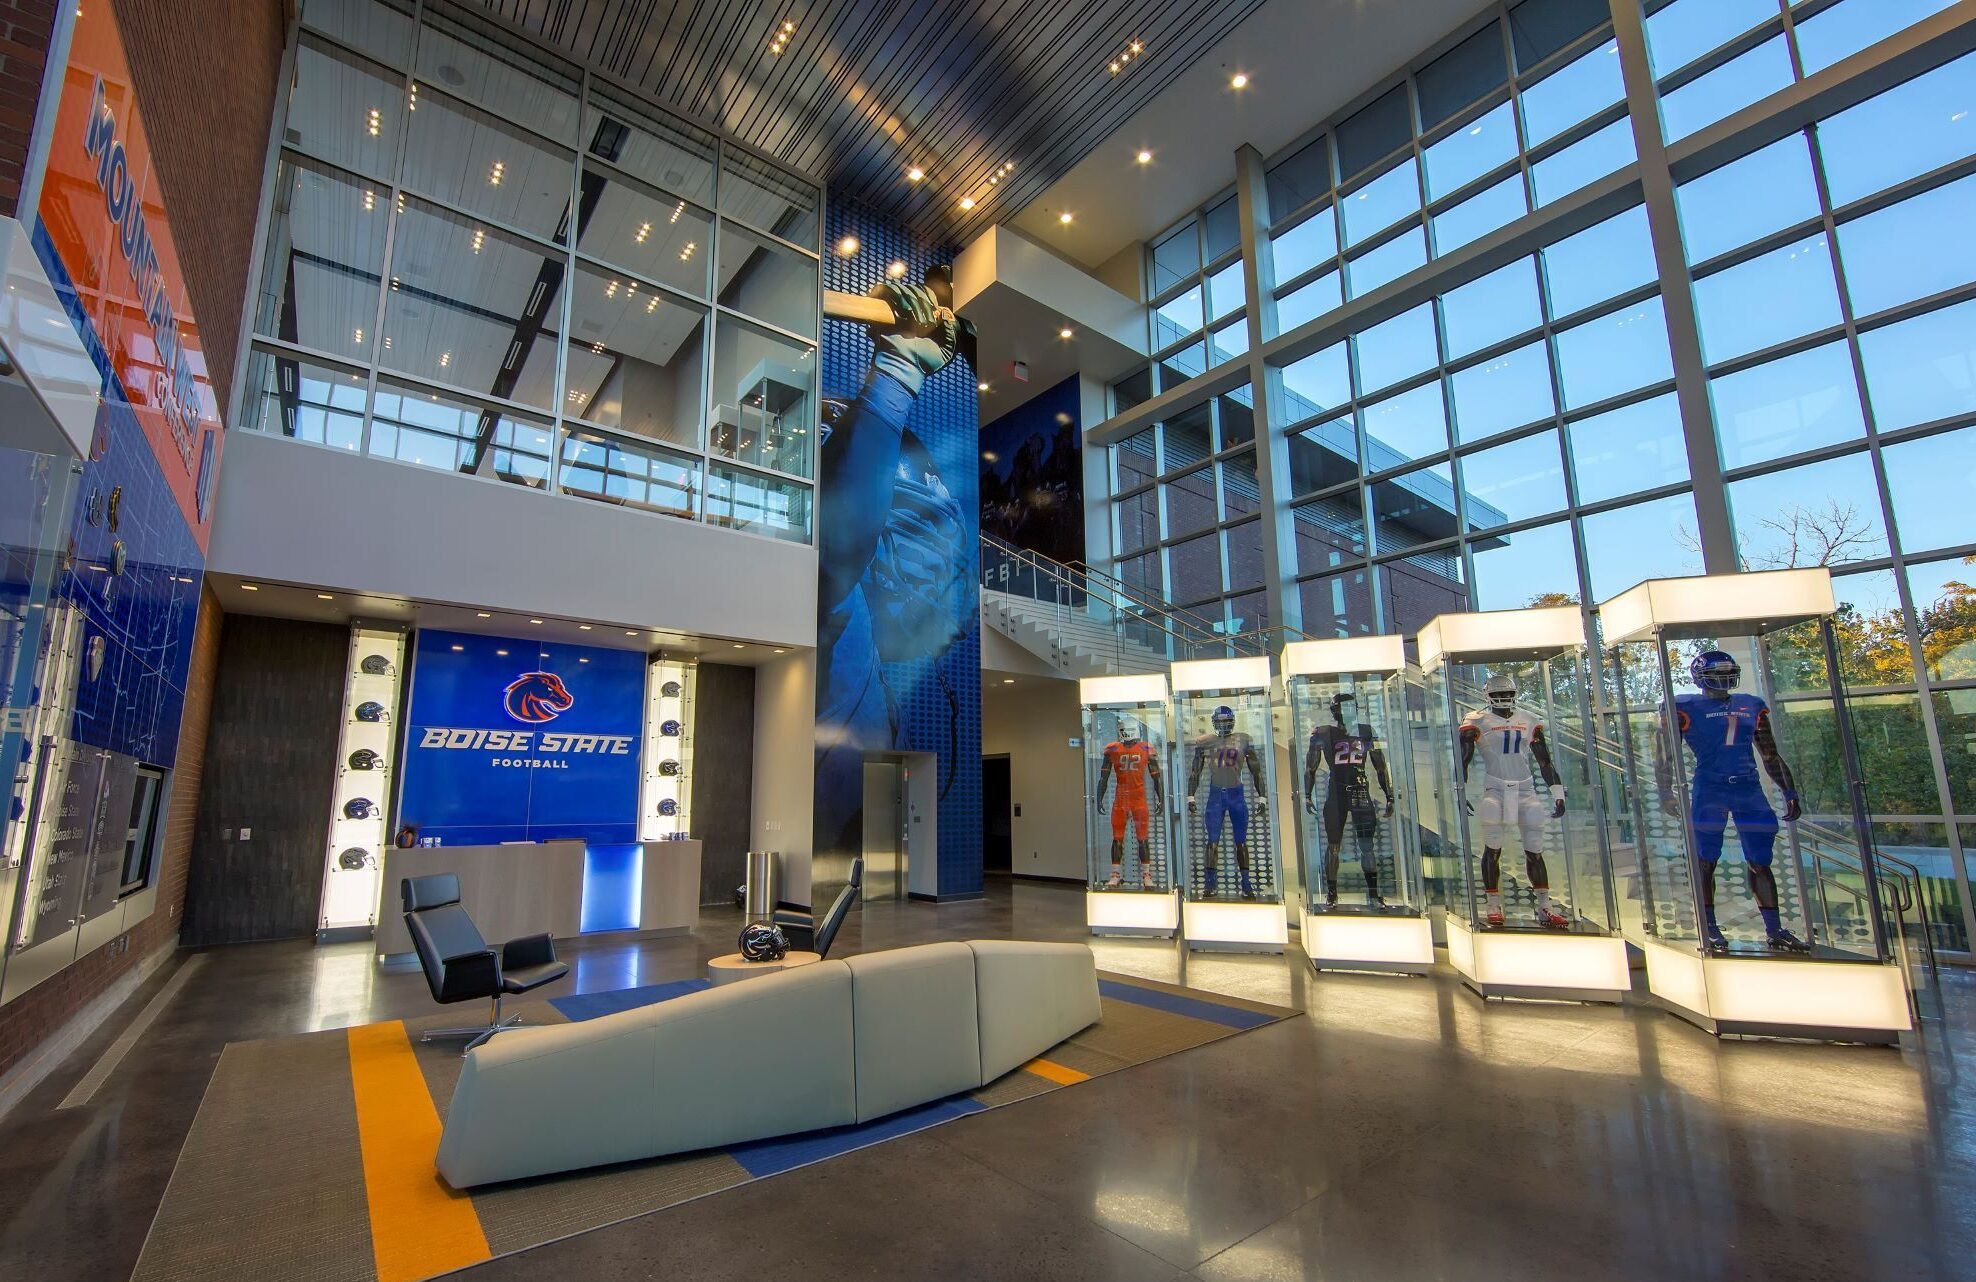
[375, 840, 701, 959]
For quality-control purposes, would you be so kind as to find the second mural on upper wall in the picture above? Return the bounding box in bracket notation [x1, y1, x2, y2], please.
[980, 373, 1084, 569]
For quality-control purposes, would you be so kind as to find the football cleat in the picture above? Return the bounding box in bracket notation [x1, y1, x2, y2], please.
[1203, 867, 1219, 896]
[1325, 888, 1339, 908]
[1702, 923, 1729, 953]
[1767, 929, 1811, 954]
[1106, 868, 1123, 888]
[1485, 906, 1505, 927]
[1141, 865, 1157, 890]
[1239, 871, 1256, 900]
[1536, 905, 1570, 930]
[1365, 890, 1386, 909]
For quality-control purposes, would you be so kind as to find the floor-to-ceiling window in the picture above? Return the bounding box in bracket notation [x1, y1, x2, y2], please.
[237, 0, 822, 543]
[1093, 0, 1976, 950]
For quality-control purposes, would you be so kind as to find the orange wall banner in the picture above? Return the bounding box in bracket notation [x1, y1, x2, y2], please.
[34, 4, 223, 551]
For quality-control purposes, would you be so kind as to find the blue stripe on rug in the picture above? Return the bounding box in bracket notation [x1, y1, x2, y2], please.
[726, 1096, 989, 1178]
[551, 978, 712, 1021]
[1097, 978, 1279, 1030]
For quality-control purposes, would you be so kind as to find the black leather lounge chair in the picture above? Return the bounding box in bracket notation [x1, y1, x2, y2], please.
[403, 873, 570, 1052]
[773, 856, 863, 958]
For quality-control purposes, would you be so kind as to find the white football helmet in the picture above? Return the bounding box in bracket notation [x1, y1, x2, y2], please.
[1484, 672, 1518, 713]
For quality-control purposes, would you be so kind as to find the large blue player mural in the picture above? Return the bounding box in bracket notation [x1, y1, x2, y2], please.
[814, 200, 982, 898]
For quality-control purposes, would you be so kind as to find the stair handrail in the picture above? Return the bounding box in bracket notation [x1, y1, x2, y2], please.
[979, 533, 1225, 653]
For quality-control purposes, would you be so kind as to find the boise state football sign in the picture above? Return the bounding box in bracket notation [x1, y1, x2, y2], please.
[397, 630, 644, 845]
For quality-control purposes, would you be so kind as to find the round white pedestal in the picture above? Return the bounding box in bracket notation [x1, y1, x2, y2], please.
[706, 950, 821, 985]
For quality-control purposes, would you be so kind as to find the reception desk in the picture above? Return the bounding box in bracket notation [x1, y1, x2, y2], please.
[376, 839, 702, 960]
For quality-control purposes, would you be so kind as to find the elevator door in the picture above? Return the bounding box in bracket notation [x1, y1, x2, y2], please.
[862, 760, 906, 901]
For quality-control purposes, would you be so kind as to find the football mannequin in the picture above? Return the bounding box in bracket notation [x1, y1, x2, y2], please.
[1187, 705, 1270, 899]
[1095, 717, 1165, 889]
[1654, 649, 1808, 954]
[1304, 690, 1396, 908]
[1459, 673, 1569, 929]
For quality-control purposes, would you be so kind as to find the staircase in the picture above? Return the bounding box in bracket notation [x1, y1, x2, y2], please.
[979, 534, 1284, 677]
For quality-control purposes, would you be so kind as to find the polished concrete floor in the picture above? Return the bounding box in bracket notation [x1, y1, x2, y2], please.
[1, 878, 1973, 1281]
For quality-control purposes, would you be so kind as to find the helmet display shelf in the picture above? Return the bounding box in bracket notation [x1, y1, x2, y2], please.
[1172, 657, 1286, 952]
[1595, 569, 1911, 1043]
[1418, 607, 1628, 1002]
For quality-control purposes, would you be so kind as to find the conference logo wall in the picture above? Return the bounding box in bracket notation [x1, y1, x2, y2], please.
[27, 4, 219, 767]
[398, 630, 643, 846]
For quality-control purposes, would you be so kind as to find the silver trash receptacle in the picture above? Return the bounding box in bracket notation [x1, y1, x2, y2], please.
[744, 850, 781, 920]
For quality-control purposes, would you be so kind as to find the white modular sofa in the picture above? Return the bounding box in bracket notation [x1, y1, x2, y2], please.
[436, 939, 1101, 1188]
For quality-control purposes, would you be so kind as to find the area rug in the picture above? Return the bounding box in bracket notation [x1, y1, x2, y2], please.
[129, 970, 1295, 1282]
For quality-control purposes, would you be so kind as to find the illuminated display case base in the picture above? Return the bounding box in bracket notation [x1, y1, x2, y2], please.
[1445, 915, 1630, 1003]
[1183, 901, 1288, 952]
[1300, 912, 1433, 975]
[1087, 890, 1179, 936]
[1642, 938, 1909, 1044]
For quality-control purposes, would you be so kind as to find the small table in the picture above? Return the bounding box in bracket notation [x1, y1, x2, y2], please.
[707, 950, 822, 986]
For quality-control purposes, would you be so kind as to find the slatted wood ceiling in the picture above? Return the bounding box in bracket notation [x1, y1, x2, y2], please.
[475, 0, 1268, 242]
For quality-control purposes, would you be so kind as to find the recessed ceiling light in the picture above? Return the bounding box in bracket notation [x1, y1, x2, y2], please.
[836, 235, 860, 255]
[579, 624, 592, 630]
[773, 648, 786, 654]
[1231, 72, 1249, 89]
[1002, 678, 1015, 684]
[240, 583, 259, 591]
[977, 380, 990, 392]
[626, 630, 637, 636]
[1059, 211, 1073, 224]
[317, 593, 334, 600]
[477, 611, 492, 618]
[1136, 149, 1152, 164]
[578, 657, 589, 663]
[529, 618, 543, 624]
[450, 644, 464, 652]
[959, 197, 975, 211]
[886, 260, 907, 279]
[732, 643, 746, 649]
[496, 649, 508, 656]
[907, 166, 924, 182]
[1059, 326, 1074, 340]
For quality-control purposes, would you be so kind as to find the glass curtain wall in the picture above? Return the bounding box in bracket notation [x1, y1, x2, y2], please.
[1097, 0, 1976, 951]
[238, 0, 822, 543]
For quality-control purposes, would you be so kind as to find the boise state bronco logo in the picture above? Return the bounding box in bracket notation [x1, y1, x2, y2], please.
[504, 672, 574, 724]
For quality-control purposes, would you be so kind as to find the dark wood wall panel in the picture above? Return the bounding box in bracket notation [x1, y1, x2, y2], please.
[181, 616, 348, 946]
[689, 662, 755, 907]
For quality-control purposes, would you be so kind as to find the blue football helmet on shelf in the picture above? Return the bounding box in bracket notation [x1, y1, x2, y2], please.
[348, 748, 382, 771]
[1692, 650, 1741, 692]
[738, 921, 790, 963]
[657, 797, 678, 816]
[343, 798, 377, 820]
[661, 680, 683, 698]
[354, 701, 389, 723]
[1211, 705, 1235, 735]
[359, 654, 395, 676]
[660, 719, 683, 736]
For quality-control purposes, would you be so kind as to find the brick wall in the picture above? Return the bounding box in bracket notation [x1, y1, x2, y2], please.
[0, 0, 57, 218]
[0, 588, 223, 1079]
[108, 0, 286, 404]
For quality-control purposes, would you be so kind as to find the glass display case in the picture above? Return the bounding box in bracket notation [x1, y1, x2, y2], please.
[1080, 673, 1178, 936]
[641, 658, 696, 841]
[1419, 607, 1629, 1001]
[1172, 656, 1286, 951]
[1282, 636, 1431, 975]
[318, 624, 407, 932]
[1596, 569, 1910, 1042]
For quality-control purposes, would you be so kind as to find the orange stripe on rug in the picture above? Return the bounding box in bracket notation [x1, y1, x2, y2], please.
[347, 1022, 491, 1282]
[1022, 1056, 1090, 1085]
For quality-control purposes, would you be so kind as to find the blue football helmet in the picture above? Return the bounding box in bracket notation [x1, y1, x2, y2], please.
[1691, 650, 1741, 692]
[738, 921, 789, 963]
[354, 701, 389, 723]
[1211, 705, 1235, 735]
[657, 797, 679, 816]
[660, 719, 683, 736]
